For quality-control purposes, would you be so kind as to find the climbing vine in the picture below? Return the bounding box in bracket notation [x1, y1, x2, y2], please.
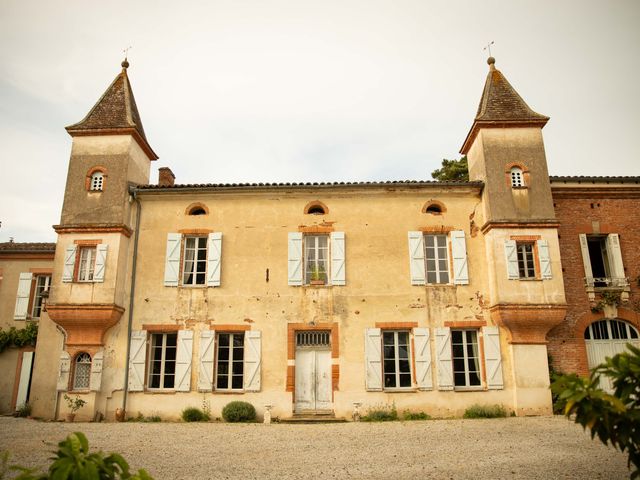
[0, 322, 38, 353]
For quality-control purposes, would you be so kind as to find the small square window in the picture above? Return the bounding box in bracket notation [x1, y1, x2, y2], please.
[90, 172, 104, 191]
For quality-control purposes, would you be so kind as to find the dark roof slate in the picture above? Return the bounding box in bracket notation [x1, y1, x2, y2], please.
[0, 242, 56, 253]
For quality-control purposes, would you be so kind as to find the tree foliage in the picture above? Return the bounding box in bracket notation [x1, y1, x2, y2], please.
[0, 322, 38, 353]
[550, 344, 640, 478]
[431, 156, 469, 182]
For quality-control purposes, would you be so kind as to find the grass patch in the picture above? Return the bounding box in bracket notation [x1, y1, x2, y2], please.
[128, 412, 162, 422]
[361, 404, 398, 422]
[402, 410, 431, 421]
[463, 404, 508, 419]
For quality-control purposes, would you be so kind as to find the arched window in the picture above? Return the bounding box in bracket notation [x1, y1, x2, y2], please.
[423, 201, 446, 215]
[584, 319, 639, 340]
[185, 203, 209, 216]
[90, 172, 104, 191]
[510, 167, 524, 188]
[304, 201, 329, 215]
[73, 352, 92, 390]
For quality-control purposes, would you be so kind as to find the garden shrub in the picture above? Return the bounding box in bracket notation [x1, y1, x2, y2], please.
[361, 404, 398, 422]
[222, 401, 256, 422]
[181, 407, 209, 422]
[463, 404, 507, 419]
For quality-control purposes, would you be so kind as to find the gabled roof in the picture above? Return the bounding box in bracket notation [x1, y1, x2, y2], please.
[66, 60, 158, 160]
[0, 242, 56, 253]
[461, 58, 549, 154]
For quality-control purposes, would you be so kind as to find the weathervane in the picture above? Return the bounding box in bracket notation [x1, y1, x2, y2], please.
[123, 46, 132, 59]
[484, 41, 494, 57]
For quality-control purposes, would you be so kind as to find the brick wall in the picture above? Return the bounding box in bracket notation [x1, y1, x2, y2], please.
[548, 193, 640, 375]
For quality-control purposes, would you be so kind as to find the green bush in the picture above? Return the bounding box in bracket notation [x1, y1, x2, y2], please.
[0, 322, 38, 354]
[4, 431, 153, 479]
[463, 404, 507, 419]
[181, 407, 209, 422]
[221, 401, 256, 422]
[402, 410, 430, 421]
[361, 404, 398, 422]
[550, 344, 640, 478]
[15, 403, 31, 418]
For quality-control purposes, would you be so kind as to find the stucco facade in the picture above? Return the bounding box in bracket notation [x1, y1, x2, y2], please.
[11, 56, 637, 421]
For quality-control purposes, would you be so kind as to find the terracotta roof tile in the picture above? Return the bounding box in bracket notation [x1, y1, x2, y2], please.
[0, 242, 56, 253]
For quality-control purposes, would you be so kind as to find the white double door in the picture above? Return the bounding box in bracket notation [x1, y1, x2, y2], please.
[295, 348, 332, 412]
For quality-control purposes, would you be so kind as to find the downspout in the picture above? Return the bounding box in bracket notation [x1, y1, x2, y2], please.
[121, 186, 142, 419]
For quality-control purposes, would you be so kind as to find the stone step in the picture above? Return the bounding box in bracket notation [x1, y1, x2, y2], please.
[280, 413, 348, 424]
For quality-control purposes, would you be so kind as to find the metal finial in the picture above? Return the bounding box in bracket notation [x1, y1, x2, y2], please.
[483, 41, 494, 57]
[122, 46, 132, 69]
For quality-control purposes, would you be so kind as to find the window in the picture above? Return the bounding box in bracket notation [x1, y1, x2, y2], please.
[516, 243, 535, 279]
[510, 167, 524, 187]
[14, 272, 52, 320]
[77, 246, 96, 282]
[31, 275, 51, 318]
[164, 233, 222, 287]
[72, 352, 92, 390]
[216, 333, 245, 390]
[584, 319, 639, 340]
[288, 232, 345, 286]
[304, 201, 329, 215]
[182, 236, 207, 285]
[408, 230, 468, 286]
[451, 330, 481, 388]
[504, 239, 552, 281]
[304, 235, 329, 285]
[90, 172, 104, 191]
[62, 244, 107, 284]
[148, 333, 177, 389]
[424, 234, 449, 284]
[186, 203, 209, 215]
[579, 234, 627, 288]
[382, 331, 412, 388]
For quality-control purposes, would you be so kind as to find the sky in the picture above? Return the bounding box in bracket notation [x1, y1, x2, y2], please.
[1, 0, 639, 242]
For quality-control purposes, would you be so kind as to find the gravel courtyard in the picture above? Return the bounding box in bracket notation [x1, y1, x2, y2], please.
[0, 416, 630, 479]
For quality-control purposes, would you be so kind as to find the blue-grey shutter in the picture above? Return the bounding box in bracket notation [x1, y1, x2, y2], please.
[408, 231, 426, 285]
[14, 272, 33, 320]
[504, 240, 519, 280]
[537, 240, 552, 280]
[164, 233, 181, 287]
[207, 232, 222, 287]
[62, 245, 77, 282]
[288, 232, 303, 286]
[330, 232, 346, 286]
[93, 244, 108, 282]
[451, 230, 469, 285]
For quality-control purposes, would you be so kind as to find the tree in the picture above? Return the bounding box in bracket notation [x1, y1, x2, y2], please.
[550, 344, 640, 479]
[430, 156, 469, 182]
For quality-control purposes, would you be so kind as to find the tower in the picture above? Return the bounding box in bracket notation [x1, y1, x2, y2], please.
[461, 57, 567, 415]
[30, 60, 157, 419]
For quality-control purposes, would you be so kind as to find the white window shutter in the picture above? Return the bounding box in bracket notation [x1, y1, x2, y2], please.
[244, 330, 262, 392]
[482, 326, 504, 390]
[408, 231, 426, 285]
[606, 234, 625, 280]
[14, 272, 33, 320]
[93, 244, 108, 282]
[164, 233, 181, 287]
[57, 351, 71, 391]
[364, 328, 382, 391]
[198, 330, 215, 392]
[504, 240, 519, 280]
[537, 240, 552, 279]
[175, 330, 193, 392]
[413, 328, 433, 390]
[89, 350, 104, 391]
[128, 331, 147, 392]
[435, 327, 453, 390]
[330, 231, 346, 286]
[288, 232, 303, 286]
[62, 245, 77, 283]
[451, 230, 469, 285]
[578, 234, 594, 281]
[207, 232, 222, 287]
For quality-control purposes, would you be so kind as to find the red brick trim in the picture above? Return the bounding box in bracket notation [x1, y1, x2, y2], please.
[185, 203, 209, 215]
[209, 324, 251, 331]
[142, 324, 181, 332]
[444, 321, 487, 328]
[74, 239, 102, 246]
[29, 268, 53, 274]
[53, 224, 133, 237]
[298, 225, 334, 233]
[419, 226, 454, 233]
[178, 229, 213, 234]
[375, 322, 419, 330]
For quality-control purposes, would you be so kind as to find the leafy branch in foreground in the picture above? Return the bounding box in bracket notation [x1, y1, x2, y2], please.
[4, 431, 153, 479]
[550, 343, 640, 479]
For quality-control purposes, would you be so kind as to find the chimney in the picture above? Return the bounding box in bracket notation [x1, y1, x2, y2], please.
[158, 167, 175, 187]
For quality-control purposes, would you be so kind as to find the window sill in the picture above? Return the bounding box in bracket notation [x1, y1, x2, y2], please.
[214, 389, 245, 394]
[453, 386, 483, 392]
[515, 277, 541, 282]
[383, 388, 416, 393]
[144, 389, 177, 394]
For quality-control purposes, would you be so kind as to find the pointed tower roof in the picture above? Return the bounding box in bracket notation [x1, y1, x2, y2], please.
[460, 57, 549, 154]
[66, 59, 158, 160]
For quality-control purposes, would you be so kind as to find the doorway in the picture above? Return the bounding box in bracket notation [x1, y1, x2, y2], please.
[294, 331, 332, 413]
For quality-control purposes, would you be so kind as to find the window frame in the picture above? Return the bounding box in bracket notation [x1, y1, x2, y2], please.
[72, 352, 92, 391]
[215, 332, 245, 391]
[147, 332, 178, 390]
[510, 167, 525, 188]
[516, 242, 536, 279]
[451, 329, 482, 390]
[30, 274, 51, 319]
[90, 172, 104, 191]
[304, 234, 330, 285]
[382, 330, 413, 390]
[181, 235, 208, 286]
[424, 234, 450, 284]
[76, 246, 97, 282]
